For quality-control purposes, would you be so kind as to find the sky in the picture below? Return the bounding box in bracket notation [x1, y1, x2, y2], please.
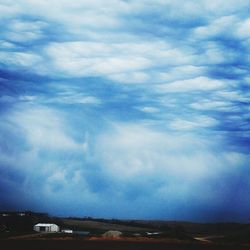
[0, 0, 250, 222]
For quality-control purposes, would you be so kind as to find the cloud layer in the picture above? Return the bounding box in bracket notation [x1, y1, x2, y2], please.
[0, 0, 250, 221]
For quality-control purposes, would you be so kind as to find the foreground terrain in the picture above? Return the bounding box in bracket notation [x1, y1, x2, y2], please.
[1, 239, 250, 250]
[1, 211, 250, 249]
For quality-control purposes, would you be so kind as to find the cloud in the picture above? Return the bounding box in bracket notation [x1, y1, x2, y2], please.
[4, 106, 81, 151]
[44, 41, 195, 81]
[3, 19, 47, 42]
[45, 94, 101, 105]
[216, 90, 250, 102]
[193, 15, 238, 39]
[0, 103, 93, 212]
[190, 100, 232, 111]
[236, 18, 250, 39]
[137, 106, 159, 113]
[94, 123, 212, 179]
[88, 122, 250, 219]
[157, 76, 226, 92]
[0, 51, 42, 68]
[0, 40, 16, 49]
[0, 0, 250, 221]
[169, 116, 217, 130]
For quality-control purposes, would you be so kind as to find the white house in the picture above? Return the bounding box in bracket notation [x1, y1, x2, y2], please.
[33, 223, 60, 233]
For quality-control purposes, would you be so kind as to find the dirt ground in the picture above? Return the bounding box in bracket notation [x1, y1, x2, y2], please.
[0, 240, 249, 250]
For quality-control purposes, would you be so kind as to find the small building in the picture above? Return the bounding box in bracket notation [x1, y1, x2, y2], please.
[33, 223, 59, 233]
[146, 232, 161, 236]
[61, 229, 73, 234]
[1, 213, 9, 217]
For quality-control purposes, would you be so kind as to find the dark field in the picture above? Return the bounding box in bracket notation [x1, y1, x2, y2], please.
[0, 240, 249, 250]
[1, 212, 250, 249]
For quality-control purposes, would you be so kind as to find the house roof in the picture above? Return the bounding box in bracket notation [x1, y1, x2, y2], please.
[34, 223, 58, 227]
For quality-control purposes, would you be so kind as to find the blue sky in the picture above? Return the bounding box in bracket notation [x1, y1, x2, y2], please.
[0, 0, 250, 222]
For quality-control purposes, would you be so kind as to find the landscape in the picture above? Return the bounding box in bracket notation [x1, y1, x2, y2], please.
[1, 1, 250, 249]
[1, 211, 250, 249]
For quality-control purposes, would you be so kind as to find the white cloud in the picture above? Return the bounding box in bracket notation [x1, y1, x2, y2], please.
[193, 15, 237, 39]
[0, 2, 21, 18]
[199, 42, 239, 65]
[4, 19, 46, 42]
[19, 95, 37, 102]
[169, 116, 217, 130]
[157, 76, 225, 93]
[47, 95, 101, 105]
[93, 122, 247, 188]
[190, 100, 231, 110]
[9, 107, 81, 150]
[43, 41, 197, 82]
[0, 51, 41, 67]
[45, 42, 157, 77]
[192, 13, 250, 60]
[28, 0, 125, 28]
[109, 71, 150, 84]
[94, 123, 211, 180]
[0, 40, 16, 49]
[3, 0, 241, 84]
[137, 106, 159, 113]
[190, 89, 248, 112]
[156, 65, 204, 83]
[216, 91, 249, 102]
[236, 18, 250, 39]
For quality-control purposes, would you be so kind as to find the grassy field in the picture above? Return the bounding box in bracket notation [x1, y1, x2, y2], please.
[62, 219, 154, 232]
[1, 212, 250, 246]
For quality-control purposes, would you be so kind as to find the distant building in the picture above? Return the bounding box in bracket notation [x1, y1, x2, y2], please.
[0, 211, 47, 217]
[61, 229, 73, 234]
[33, 223, 60, 232]
[1, 213, 10, 217]
[146, 232, 161, 236]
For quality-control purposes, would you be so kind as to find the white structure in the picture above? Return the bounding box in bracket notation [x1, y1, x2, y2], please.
[61, 229, 73, 234]
[33, 223, 59, 233]
[1, 213, 9, 217]
[146, 232, 161, 236]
